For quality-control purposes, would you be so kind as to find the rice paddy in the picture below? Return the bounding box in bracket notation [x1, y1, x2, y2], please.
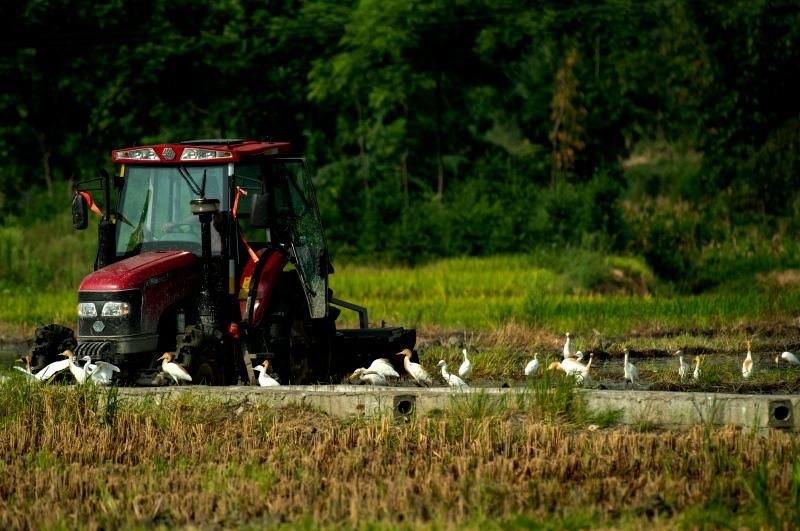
[0, 378, 799, 529]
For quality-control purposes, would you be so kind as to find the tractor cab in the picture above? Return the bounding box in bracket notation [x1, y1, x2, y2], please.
[107, 140, 329, 319]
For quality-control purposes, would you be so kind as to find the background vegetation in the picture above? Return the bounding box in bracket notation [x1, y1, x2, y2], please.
[2, 0, 800, 292]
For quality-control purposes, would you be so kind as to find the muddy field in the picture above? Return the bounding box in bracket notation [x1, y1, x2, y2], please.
[3, 322, 800, 394]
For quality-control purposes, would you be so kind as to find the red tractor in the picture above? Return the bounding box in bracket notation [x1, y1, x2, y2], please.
[52, 139, 416, 385]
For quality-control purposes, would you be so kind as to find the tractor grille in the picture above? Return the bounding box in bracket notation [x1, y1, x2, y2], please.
[75, 341, 113, 358]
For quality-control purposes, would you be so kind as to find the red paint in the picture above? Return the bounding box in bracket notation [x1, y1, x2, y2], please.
[238, 249, 288, 325]
[110, 141, 292, 164]
[80, 251, 197, 291]
[80, 251, 201, 334]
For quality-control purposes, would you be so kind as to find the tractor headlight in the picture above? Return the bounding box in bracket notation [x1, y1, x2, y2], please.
[78, 303, 97, 317]
[114, 148, 159, 161]
[101, 302, 131, 317]
[181, 148, 233, 160]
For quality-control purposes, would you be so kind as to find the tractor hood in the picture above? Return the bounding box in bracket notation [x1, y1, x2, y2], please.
[79, 251, 199, 291]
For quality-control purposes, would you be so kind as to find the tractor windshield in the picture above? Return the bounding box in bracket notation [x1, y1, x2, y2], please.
[115, 165, 227, 257]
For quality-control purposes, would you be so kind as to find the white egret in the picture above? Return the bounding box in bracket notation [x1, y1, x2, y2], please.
[366, 358, 400, 380]
[35, 357, 71, 381]
[549, 354, 593, 384]
[437, 360, 468, 388]
[157, 352, 193, 385]
[458, 348, 472, 379]
[524, 353, 540, 376]
[742, 341, 754, 379]
[349, 367, 389, 386]
[676, 350, 688, 381]
[777, 351, 800, 366]
[14, 355, 70, 383]
[563, 332, 575, 359]
[13, 357, 36, 382]
[692, 356, 702, 381]
[80, 355, 120, 385]
[254, 360, 280, 387]
[61, 350, 89, 384]
[623, 350, 638, 388]
[396, 349, 432, 386]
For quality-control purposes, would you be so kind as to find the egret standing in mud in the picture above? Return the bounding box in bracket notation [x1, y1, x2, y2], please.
[157, 352, 193, 385]
[438, 360, 468, 388]
[254, 360, 280, 387]
[563, 332, 575, 359]
[396, 348, 432, 386]
[549, 354, 592, 384]
[61, 350, 90, 384]
[776, 351, 800, 367]
[676, 351, 688, 381]
[623, 349, 638, 388]
[692, 356, 702, 381]
[459, 348, 472, 379]
[742, 341, 754, 379]
[80, 355, 120, 385]
[524, 353, 540, 376]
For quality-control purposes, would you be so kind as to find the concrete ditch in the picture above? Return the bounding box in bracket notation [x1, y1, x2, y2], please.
[114, 385, 799, 432]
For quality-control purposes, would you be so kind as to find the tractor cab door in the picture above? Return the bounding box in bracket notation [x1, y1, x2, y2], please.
[270, 158, 329, 319]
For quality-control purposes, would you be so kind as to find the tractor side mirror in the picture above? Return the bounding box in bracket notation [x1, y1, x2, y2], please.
[71, 194, 88, 230]
[250, 192, 271, 229]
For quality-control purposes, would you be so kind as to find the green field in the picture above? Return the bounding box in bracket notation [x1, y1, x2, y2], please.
[5, 249, 800, 335]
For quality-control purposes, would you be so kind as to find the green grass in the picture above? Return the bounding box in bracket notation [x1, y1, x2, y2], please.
[3, 250, 800, 339]
[330, 254, 800, 335]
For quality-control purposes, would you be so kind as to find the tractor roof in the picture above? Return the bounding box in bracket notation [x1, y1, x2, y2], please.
[111, 139, 292, 164]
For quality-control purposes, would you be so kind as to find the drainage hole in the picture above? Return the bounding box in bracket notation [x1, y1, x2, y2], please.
[773, 405, 791, 422]
[396, 399, 414, 416]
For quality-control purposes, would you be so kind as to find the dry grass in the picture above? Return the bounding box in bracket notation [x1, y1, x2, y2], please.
[0, 381, 798, 529]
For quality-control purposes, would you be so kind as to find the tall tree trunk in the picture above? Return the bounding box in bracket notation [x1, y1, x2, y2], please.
[35, 131, 53, 197]
[401, 148, 409, 208]
[354, 97, 370, 206]
[435, 70, 444, 203]
[401, 102, 410, 208]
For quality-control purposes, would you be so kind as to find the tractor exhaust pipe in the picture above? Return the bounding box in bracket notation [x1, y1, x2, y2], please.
[191, 197, 221, 331]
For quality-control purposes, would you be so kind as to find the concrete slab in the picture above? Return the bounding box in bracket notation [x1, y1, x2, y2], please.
[114, 385, 799, 431]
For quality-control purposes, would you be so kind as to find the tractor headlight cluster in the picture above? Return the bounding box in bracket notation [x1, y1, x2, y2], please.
[181, 148, 233, 160]
[101, 302, 131, 317]
[78, 303, 97, 317]
[114, 148, 159, 161]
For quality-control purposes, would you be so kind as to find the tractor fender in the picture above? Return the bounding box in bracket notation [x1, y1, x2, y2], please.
[238, 249, 289, 327]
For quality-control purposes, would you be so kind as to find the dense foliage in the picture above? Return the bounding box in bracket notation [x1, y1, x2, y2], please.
[1, 0, 799, 287]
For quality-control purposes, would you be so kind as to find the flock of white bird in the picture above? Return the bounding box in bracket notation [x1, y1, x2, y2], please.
[345, 348, 471, 388]
[14, 350, 120, 385]
[521, 334, 800, 388]
[11, 334, 800, 388]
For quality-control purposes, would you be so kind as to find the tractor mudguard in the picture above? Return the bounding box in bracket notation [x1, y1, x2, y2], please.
[238, 248, 288, 327]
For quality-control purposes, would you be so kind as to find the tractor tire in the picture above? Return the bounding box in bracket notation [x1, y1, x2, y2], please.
[30, 324, 77, 367]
